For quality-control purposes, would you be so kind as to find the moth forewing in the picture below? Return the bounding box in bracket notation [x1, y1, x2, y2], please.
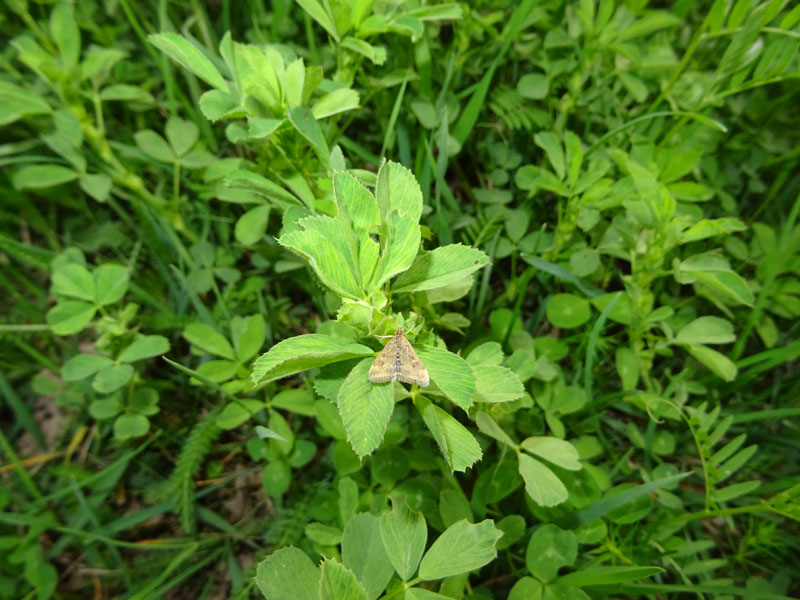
[368, 336, 399, 383]
[368, 328, 429, 387]
[395, 334, 430, 387]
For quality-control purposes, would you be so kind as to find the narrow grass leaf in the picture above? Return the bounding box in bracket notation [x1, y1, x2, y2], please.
[556, 566, 663, 586]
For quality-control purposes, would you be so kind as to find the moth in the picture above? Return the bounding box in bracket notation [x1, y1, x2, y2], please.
[368, 328, 430, 387]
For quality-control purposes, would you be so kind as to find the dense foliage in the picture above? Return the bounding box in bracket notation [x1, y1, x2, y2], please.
[2, 1, 800, 598]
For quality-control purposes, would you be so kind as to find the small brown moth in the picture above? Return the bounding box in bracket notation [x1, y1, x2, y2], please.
[368, 328, 430, 387]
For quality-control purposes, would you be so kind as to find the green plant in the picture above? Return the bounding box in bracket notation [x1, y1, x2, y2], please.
[2, 1, 800, 598]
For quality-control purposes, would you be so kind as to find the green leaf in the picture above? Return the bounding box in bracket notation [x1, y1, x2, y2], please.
[148, 33, 228, 91]
[61, 353, 113, 381]
[280, 215, 362, 299]
[616, 347, 639, 390]
[98, 84, 154, 103]
[534, 132, 565, 181]
[320, 559, 369, 600]
[556, 472, 691, 528]
[80, 47, 127, 80]
[525, 524, 577, 583]
[508, 577, 543, 600]
[288, 106, 329, 164]
[523, 255, 604, 298]
[618, 10, 682, 41]
[590, 292, 632, 325]
[556, 566, 664, 586]
[114, 413, 150, 439]
[515, 165, 570, 197]
[283, 58, 305, 109]
[251, 334, 373, 385]
[47, 301, 96, 335]
[333, 172, 380, 286]
[92, 363, 134, 394]
[681, 218, 746, 243]
[183, 323, 236, 360]
[50, 3, 80, 72]
[496, 514, 526, 550]
[415, 346, 476, 410]
[341, 37, 387, 65]
[518, 73, 549, 100]
[255, 547, 320, 600]
[134, 130, 174, 162]
[342, 513, 395, 600]
[521, 437, 582, 471]
[712, 480, 761, 502]
[405, 4, 464, 20]
[686, 344, 738, 381]
[231, 314, 266, 363]
[418, 519, 502, 580]
[405, 589, 453, 600]
[93, 264, 129, 305]
[474, 412, 517, 448]
[263, 460, 291, 497]
[130, 387, 159, 416]
[675, 253, 754, 306]
[224, 170, 301, 207]
[217, 400, 266, 430]
[295, 0, 340, 41]
[0, 81, 52, 125]
[375, 160, 423, 225]
[565, 131, 584, 186]
[376, 214, 419, 288]
[518, 454, 568, 507]
[52, 263, 95, 301]
[89, 396, 122, 420]
[674, 316, 735, 346]
[80, 173, 113, 202]
[338, 359, 394, 458]
[181, 150, 214, 169]
[467, 342, 504, 367]
[415, 396, 481, 472]
[235, 204, 270, 246]
[612, 582, 795, 600]
[197, 359, 238, 383]
[199, 90, 244, 121]
[392, 245, 489, 293]
[312, 88, 360, 119]
[248, 117, 284, 139]
[380, 496, 427, 581]
[118, 335, 170, 363]
[473, 365, 525, 403]
[547, 293, 591, 328]
[13, 165, 78, 190]
[305, 522, 342, 546]
[165, 117, 199, 157]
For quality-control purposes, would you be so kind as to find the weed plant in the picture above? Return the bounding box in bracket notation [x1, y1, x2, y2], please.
[1, 1, 800, 599]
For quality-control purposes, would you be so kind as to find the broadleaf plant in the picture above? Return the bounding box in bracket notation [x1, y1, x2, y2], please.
[252, 160, 491, 464]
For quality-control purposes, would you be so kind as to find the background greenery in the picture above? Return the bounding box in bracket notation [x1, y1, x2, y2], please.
[2, 0, 800, 598]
